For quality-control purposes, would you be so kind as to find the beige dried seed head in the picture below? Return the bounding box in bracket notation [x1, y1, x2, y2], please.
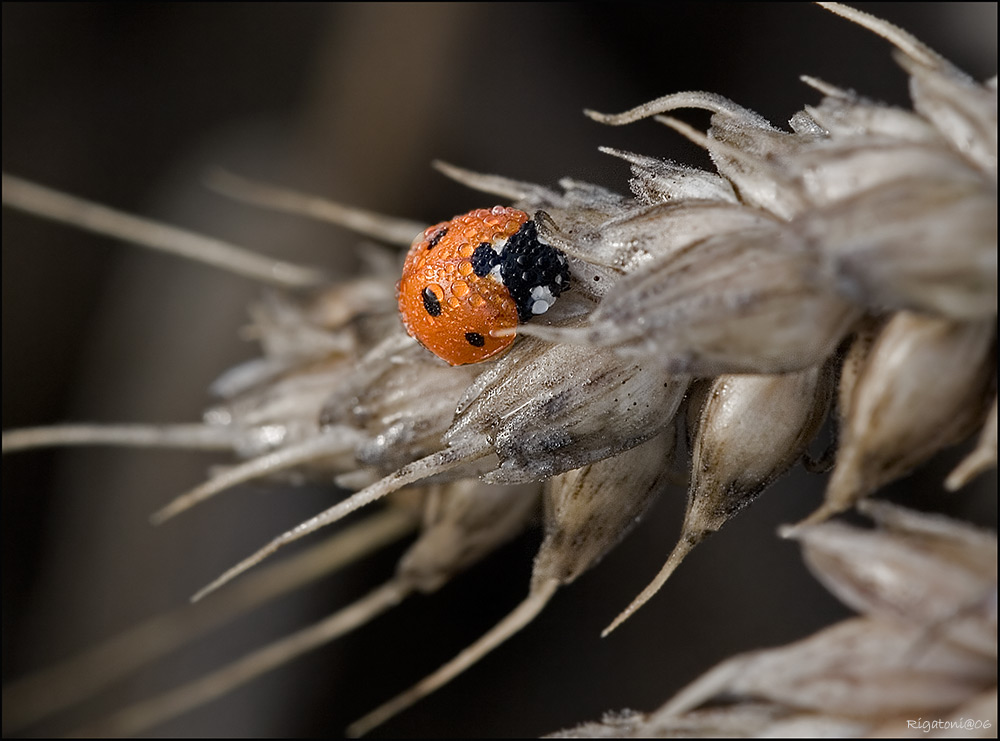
[322, 351, 481, 474]
[901, 53, 998, 176]
[533, 429, 675, 589]
[350, 433, 678, 735]
[601, 147, 739, 206]
[446, 338, 690, 483]
[803, 312, 995, 525]
[397, 480, 540, 594]
[522, 224, 862, 375]
[603, 364, 835, 635]
[797, 168, 997, 320]
[794, 501, 997, 656]
[1, 2, 995, 737]
[947, 395, 998, 490]
[835, 315, 885, 432]
[558, 504, 996, 737]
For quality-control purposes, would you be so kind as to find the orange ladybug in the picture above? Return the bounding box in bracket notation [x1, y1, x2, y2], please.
[398, 206, 570, 365]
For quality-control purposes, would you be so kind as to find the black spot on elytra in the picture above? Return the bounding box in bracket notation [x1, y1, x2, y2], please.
[465, 331, 485, 347]
[422, 287, 442, 316]
[471, 242, 499, 277]
[426, 226, 448, 249]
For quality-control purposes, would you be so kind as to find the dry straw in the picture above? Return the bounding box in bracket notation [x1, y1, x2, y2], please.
[2, 3, 995, 737]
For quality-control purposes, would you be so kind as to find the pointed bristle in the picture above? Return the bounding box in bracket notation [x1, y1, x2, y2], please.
[602, 536, 699, 638]
[71, 580, 411, 737]
[192, 444, 486, 602]
[205, 170, 427, 247]
[346, 579, 559, 737]
[150, 432, 354, 525]
[1, 423, 237, 454]
[2, 173, 329, 288]
[816, 2, 946, 70]
[1, 507, 417, 732]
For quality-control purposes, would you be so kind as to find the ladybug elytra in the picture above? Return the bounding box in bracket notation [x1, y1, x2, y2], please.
[397, 206, 570, 365]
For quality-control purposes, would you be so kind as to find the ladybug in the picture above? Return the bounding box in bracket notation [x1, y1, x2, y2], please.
[398, 206, 570, 365]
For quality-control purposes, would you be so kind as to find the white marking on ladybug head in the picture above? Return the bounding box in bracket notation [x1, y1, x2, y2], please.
[530, 285, 556, 315]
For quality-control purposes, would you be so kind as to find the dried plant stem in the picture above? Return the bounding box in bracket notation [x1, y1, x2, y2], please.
[150, 429, 364, 525]
[1, 424, 237, 454]
[602, 536, 700, 637]
[347, 578, 560, 737]
[431, 160, 539, 201]
[1, 173, 328, 288]
[191, 443, 487, 602]
[205, 170, 427, 247]
[1, 507, 417, 732]
[653, 116, 792, 189]
[585, 91, 772, 127]
[73, 580, 410, 738]
[799, 75, 851, 98]
[817, 2, 949, 70]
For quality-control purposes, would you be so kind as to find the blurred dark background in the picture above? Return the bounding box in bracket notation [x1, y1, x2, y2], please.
[3, 3, 996, 737]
